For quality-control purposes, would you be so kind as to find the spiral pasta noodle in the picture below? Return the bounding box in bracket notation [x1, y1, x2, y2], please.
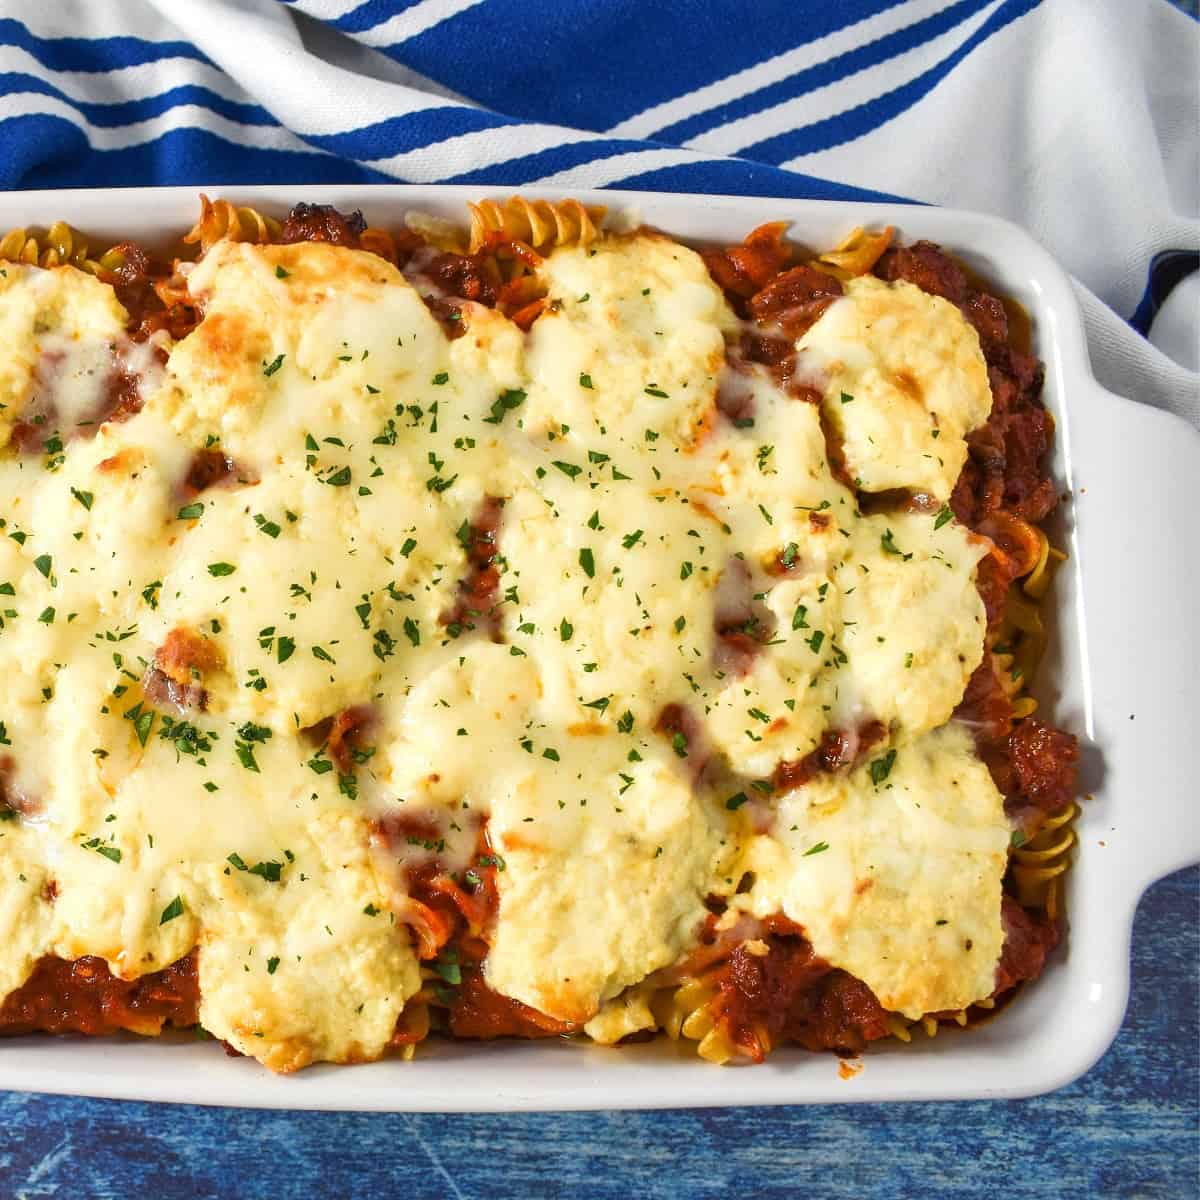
[0, 222, 101, 270]
[815, 225, 895, 279]
[467, 196, 606, 255]
[1012, 801, 1078, 921]
[184, 194, 281, 254]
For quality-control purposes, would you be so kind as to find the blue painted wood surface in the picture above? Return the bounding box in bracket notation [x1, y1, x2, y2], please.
[1, 866, 1195, 1199]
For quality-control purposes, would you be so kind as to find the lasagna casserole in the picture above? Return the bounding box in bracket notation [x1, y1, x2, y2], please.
[0, 197, 1079, 1071]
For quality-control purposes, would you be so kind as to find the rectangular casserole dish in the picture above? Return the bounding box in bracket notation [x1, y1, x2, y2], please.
[0, 184, 1195, 1110]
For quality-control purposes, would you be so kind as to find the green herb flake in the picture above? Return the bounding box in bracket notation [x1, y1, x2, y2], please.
[159, 896, 185, 925]
[869, 749, 897, 786]
[263, 354, 285, 377]
[483, 388, 527, 425]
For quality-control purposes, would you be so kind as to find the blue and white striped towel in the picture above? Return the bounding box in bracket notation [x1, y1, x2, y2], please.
[1, 0, 1196, 420]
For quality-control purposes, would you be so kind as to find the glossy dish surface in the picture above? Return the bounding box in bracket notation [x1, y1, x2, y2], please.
[0, 187, 1195, 1104]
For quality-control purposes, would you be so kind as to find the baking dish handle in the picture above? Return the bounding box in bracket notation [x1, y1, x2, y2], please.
[1069, 381, 1200, 891]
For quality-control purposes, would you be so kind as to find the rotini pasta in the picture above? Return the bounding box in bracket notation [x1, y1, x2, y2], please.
[815, 224, 895, 279]
[467, 196, 606, 254]
[0, 221, 104, 271]
[184, 194, 281, 253]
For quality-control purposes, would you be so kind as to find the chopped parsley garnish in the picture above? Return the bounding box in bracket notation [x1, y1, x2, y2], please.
[71, 488, 94, 511]
[263, 354, 285, 377]
[123, 701, 155, 747]
[33, 554, 52, 578]
[803, 841, 830, 856]
[880, 529, 911, 559]
[934, 504, 954, 530]
[869, 749, 897, 786]
[207, 562, 236, 577]
[177, 502, 204, 521]
[579, 373, 594, 389]
[725, 791, 749, 811]
[254, 514, 282, 538]
[483, 388, 526, 424]
[84, 841, 122, 864]
[159, 896, 185, 925]
[578, 548, 595, 578]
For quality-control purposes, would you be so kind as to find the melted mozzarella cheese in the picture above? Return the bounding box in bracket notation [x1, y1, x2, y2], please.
[0, 230, 1013, 1068]
[0, 263, 131, 449]
[379, 644, 731, 1023]
[732, 722, 1009, 1016]
[799, 276, 992, 500]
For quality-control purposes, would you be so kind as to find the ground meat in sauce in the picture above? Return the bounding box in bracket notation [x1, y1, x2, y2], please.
[773, 721, 887, 793]
[714, 924, 891, 1059]
[0, 953, 199, 1036]
[144, 626, 223, 712]
[447, 953, 578, 1040]
[97, 241, 172, 337]
[441, 496, 504, 639]
[279, 202, 366, 247]
[747, 263, 843, 340]
[182, 447, 240, 494]
[994, 895, 1059, 995]
[1008, 719, 1079, 815]
[325, 705, 376, 774]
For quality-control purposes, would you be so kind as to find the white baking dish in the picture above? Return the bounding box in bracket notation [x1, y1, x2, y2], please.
[0, 185, 1196, 1110]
